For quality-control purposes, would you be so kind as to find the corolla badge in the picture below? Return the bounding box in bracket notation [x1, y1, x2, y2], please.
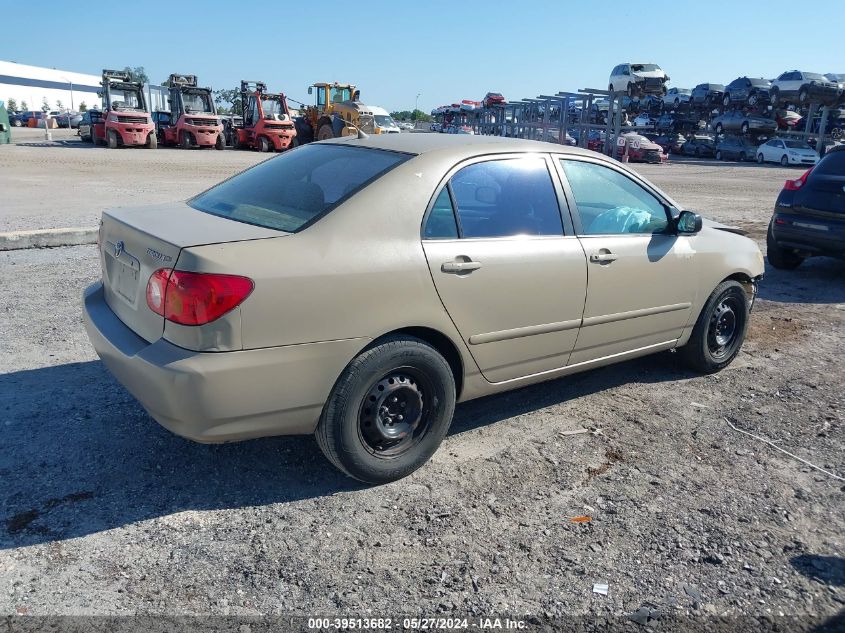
[146, 247, 172, 263]
[113, 240, 124, 258]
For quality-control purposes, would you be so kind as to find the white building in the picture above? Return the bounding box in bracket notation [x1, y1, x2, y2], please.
[0, 60, 102, 112]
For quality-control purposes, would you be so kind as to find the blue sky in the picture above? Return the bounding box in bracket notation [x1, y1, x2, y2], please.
[3, 0, 842, 113]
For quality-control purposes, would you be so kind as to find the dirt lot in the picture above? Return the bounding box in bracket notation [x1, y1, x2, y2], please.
[0, 134, 843, 631]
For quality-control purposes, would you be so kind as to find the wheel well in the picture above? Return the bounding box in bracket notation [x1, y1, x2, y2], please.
[377, 327, 464, 398]
[723, 273, 755, 300]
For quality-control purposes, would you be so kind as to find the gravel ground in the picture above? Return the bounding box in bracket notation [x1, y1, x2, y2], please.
[0, 140, 843, 631]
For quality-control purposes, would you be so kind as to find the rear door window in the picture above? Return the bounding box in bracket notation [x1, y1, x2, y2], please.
[189, 144, 410, 232]
[813, 150, 845, 176]
[448, 157, 564, 238]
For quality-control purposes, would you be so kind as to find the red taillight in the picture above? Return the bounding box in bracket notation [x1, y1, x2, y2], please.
[783, 167, 813, 191]
[146, 268, 254, 326]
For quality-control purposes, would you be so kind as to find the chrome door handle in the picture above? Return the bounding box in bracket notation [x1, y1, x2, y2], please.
[441, 260, 482, 273]
[589, 252, 618, 263]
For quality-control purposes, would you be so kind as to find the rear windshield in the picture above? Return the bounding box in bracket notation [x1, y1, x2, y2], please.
[814, 150, 845, 176]
[189, 144, 410, 232]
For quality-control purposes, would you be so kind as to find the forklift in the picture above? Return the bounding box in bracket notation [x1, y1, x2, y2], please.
[231, 80, 297, 152]
[157, 73, 224, 150]
[92, 69, 156, 149]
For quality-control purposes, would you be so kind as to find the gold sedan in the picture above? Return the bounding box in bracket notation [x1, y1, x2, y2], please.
[83, 134, 764, 483]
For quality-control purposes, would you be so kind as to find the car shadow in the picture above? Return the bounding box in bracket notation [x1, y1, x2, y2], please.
[448, 351, 691, 436]
[0, 351, 691, 550]
[759, 257, 845, 304]
[791, 554, 845, 587]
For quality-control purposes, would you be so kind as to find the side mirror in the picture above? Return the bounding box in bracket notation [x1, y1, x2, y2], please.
[307, 87, 313, 95]
[677, 210, 702, 234]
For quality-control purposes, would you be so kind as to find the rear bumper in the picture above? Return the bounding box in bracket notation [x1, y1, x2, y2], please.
[83, 282, 368, 443]
[771, 210, 845, 257]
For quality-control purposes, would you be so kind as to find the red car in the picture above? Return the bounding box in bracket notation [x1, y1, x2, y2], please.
[483, 92, 506, 108]
[616, 133, 667, 163]
[775, 109, 802, 130]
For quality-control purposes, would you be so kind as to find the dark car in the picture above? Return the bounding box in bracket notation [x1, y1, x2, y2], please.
[767, 145, 845, 268]
[682, 135, 716, 157]
[653, 132, 686, 154]
[78, 110, 103, 142]
[55, 112, 83, 128]
[801, 108, 845, 139]
[714, 135, 759, 162]
[723, 77, 772, 107]
[826, 73, 845, 105]
[711, 110, 777, 135]
[17, 110, 43, 126]
[690, 83, 725, 108]
[10, 111, 25, 127]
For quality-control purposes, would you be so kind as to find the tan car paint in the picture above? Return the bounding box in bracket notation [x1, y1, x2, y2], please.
[83, 134, 765, 443]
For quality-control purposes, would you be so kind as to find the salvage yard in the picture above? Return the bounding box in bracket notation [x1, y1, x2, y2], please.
[1, 130, 843, 628]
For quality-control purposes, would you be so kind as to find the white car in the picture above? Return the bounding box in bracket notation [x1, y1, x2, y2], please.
[662, 88, 692, 109]
[756, 138, 819, 167]
[770, 70, 840, 107]
[632, 113, 657, 127]
[609, 63, 669, 97]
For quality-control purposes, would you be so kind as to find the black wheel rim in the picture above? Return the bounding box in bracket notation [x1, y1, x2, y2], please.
[707, 295, 742, 360]
[358, 369, 432, 459]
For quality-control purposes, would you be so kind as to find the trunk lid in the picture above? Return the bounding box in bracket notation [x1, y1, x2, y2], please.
[99, 202, 286, 343]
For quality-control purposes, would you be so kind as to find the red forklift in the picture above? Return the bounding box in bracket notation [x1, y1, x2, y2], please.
[157, 73, 224, 149]
[231, 80, 297, 152]
[91, 69, 156, 149]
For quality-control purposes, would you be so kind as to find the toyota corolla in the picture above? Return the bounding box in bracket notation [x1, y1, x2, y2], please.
[83, 134, 764, 484]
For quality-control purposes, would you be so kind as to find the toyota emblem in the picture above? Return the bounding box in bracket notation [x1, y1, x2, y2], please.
[113, 240, 124, 258]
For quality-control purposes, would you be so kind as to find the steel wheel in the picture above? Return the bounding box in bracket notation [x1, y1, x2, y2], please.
[707, 297, 741, 360]
[357, 370, 432, 459]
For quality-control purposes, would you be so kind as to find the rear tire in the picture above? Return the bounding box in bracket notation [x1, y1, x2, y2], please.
[766, 220, 804, 270]
[715, 150, 722, 160]
[770, 88, 780, 108]
[107, 129, 118, 149]
[741, 122, 749, 135]
[315, 336, 456, 484]
[680, 280, 749, 374]
[799, 88, 809, 105]
[757, 153, 764, 164]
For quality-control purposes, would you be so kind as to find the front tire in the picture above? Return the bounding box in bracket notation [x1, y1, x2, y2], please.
[215, 134, 225, 150]
[766, 220, 804, 270]
[757, 153, 764, 164]
[146, 131, 157, 149]
[715, 150, 722, 160]
[770, 88, 780, 108]
[107, 129, 118, 149]
[315, 336, 456, 484]
[680, 280, 750, 374]
[257, 135, 271, 152]
[317, 123, 334, 141]
[780, 155, 789, 166]
[180, 130, 192, 149]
